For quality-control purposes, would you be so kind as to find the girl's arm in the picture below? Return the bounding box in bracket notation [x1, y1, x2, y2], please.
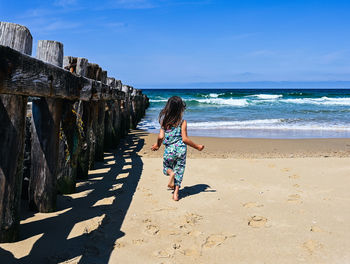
[181, 120, 204, 151]
[151, 128, 165, 151]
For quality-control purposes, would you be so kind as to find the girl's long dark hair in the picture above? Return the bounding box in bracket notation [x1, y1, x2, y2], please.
[159, 96, 186, 129]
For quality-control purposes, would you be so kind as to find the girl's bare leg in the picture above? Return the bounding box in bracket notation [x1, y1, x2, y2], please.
[166, 169, 175, 189]
[173, 185, 180, 201]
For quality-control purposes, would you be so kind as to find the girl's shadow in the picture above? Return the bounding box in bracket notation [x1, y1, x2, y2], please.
[180, 184, 216, 198]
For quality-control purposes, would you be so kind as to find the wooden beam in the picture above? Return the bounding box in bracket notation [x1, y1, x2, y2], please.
[0, 45, 89, 100]
[0, 45, 127, 101]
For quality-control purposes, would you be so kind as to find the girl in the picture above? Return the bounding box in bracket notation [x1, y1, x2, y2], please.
[151, 96, 204, 201]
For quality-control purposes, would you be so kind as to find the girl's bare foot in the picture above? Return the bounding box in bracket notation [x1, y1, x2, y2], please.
[167, 170, 175, 189]
[173, 192, 179, 201]
[173, 186, 180, 201]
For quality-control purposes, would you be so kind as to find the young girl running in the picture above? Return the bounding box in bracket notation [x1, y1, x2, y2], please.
[151, 96, 204, 201]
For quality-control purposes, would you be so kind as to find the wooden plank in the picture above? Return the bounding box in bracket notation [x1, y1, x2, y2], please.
[0, 46, 126, 102]
[0, 45, 92, 100]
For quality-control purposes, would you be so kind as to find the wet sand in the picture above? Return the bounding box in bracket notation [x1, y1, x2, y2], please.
[1, 130, 350, 263]
[141, 133, 350, 158]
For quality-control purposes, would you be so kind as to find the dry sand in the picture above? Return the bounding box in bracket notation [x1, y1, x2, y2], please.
[1, 130, 350, 263]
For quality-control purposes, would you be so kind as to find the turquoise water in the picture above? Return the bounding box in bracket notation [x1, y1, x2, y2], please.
[138, 89, 350, 138]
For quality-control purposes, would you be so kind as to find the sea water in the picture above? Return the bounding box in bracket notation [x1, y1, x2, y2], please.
[137, 89, 350, 139]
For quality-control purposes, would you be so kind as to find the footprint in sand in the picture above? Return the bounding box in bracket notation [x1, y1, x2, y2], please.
[289, 174, 300, 179]
[187, 230, 203, 237]
[287, 194, 302, 203]
[154, 207, 177, 212]
[145, 224, 160, 236]
[171, 243, 181, 250]
[181, 247, 201, 257]
[248, 216, 267, 228]
[243, 202, 264, 208]
[153, 249, 172, 258]
[302, 240, 323, 255]
[184, 213, 203, 225]
[310, 226, 324, 233]
[202, 234, 228, 248]
[144, 192, 152, 197]
[132, 238, 146, 245]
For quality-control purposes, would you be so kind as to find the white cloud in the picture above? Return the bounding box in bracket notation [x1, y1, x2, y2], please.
[21, 8, 53, 18]
[108, 0, 156, 9]
[22, 18, 81, 34]
[319, 51, 346, 64]
[54, 0, 78, 7]
[42, 20, 81, 32]
[105, 22, 128, 28]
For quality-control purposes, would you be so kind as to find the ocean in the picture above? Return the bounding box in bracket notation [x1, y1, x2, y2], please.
[137, 89, 350, 139]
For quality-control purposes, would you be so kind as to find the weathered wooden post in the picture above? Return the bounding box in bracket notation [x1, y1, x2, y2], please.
[95, 81, 107, 161]
[0, 22, 32, 242]
[84, 63, 102, 168]
[131, 88, 139, 128]
[29, 40, 63, 212]
[77, 100, 92, 178]
[65, 57, 92, 179]
[104, 77, 116, 150]
[121, 85, 132, 134]
[113, 80, 123, 141]
[56, 99, 80, 194]
[128, 86, 137, 129]
[56, 57, 90, 193]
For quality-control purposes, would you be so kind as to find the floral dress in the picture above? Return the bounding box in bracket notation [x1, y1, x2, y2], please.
[162, 122, 187, 187]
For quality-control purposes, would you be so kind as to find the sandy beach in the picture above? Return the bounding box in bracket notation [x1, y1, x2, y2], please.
[1, 130, 350, 263]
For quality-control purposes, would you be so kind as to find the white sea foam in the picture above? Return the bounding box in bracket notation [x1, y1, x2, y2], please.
[250, 94, 283, 99]
[149, 99, 168, 103]
[188, 119, 282, 128]
[138, 118, 350, 131]
[281, 97, 350, 106]
[188, 120, 350, 131]
[151, 96, 350, 106]
[196, 98, 249, 106]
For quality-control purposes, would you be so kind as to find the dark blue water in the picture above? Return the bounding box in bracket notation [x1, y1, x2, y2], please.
[138, 89, 350, 138]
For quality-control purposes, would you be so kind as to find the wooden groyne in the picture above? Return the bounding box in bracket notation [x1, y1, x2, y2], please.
[0, 22, 149, 242]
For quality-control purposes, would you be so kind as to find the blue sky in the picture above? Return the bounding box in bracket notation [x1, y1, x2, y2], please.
[1, 0, 350, 87]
